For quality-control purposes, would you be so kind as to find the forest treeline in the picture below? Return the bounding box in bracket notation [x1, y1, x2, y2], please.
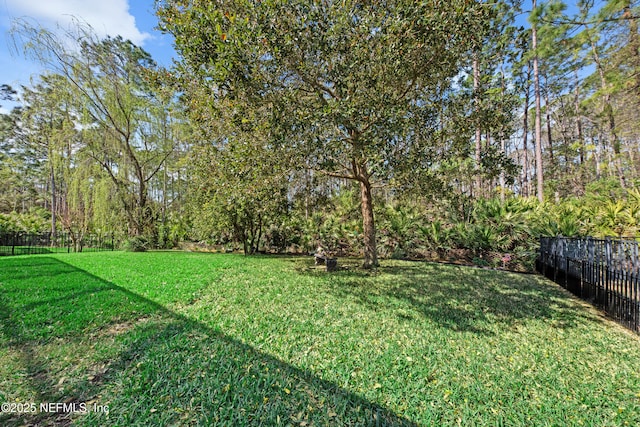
[1, 0, 639, 270]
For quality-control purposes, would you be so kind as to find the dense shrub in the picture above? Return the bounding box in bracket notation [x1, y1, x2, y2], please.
[296, 181, 639, 271]
[179, 179, 639, 272]
[0, 210, 51, 233]
[121, 236, 150, 252]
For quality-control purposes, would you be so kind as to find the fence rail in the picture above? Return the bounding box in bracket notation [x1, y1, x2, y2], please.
[0, 232, 115, 256]
[537, 236, 640, 334]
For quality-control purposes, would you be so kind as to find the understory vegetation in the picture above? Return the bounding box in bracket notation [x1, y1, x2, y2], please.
[1, 252, 639, 426]
[4, 178, 639, 272]
[248, 179, 640, 272]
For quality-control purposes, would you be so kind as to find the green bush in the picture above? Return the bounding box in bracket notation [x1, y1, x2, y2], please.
[122, 236, 149, 252]
[0, 210, 50, 233]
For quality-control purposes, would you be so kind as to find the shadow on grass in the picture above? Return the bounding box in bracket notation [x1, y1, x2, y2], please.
[0, 256, 416, 426]
[295, 259, 599, 335]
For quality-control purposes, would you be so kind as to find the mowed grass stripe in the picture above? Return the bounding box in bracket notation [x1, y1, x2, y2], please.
[0, 252, 639, 426]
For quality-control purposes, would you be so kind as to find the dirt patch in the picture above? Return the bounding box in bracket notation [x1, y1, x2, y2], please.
[96, 316, 152, 338]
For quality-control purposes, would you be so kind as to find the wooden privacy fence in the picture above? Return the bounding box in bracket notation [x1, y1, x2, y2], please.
[0, 232, 115, 256]
[537, 236, 640, 334]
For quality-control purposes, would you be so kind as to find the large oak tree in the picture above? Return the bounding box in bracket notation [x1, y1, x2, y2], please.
[158, 0, 492, 267]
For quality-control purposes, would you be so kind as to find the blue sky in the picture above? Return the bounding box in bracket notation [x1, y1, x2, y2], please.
[0, 0, 608, 114]
[1, 0, 175, 112]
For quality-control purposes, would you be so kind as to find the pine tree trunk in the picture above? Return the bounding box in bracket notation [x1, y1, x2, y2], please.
[522, 79, 531, 197]
[532, 0, 545, 202]
[544, 75, 554, 163]
[500, 70, 507, 203]
[595, 131, 602, 179]
[473, 57, 483, 198]
[588, 31, 626, 188]
[574, 71, 584, 165]
[624, 2, 640, 96]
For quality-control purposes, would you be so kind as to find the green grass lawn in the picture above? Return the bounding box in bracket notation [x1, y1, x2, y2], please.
[0, 252, 639, 426]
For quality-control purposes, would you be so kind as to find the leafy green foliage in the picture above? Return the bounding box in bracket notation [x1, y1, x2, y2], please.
[157, 0, 497, 268]
[12, 22, 179, 240]
[0, 210, 50, 233]
[187, 121, 290, 255]
[121, 236, 150, 252]
[293, 178, 640, 271]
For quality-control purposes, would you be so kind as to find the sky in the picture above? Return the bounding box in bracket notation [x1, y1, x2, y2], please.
[0, 0, 176, 112]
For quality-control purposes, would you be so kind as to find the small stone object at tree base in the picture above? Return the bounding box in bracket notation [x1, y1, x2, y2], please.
[314, 247, 338, 272]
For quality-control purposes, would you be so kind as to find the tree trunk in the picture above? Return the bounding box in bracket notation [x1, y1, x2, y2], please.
[255, 214, 263, 254]
[473, 57, 483, 198]
[500, 135, 507, 203]
[359, 177, 378, 269]
[544, 75, 554, 164]
[499, 70, 507, 203]
[532, 0, 545, 202]
[574, 70, 584, 165]
[588, 29, 626, 188]
[623, 1, 640, 96]
[137, 170, 147, 236]
[595, 131, 602, 179]
[50, 162, 57, 238]
[625, 4, 640, 178]
[605, 103, 626, 188]
[522, 80, 531, 197]
[162, 162, 167, 226]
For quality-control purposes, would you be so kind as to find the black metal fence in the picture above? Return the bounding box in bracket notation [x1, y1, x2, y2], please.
[0, 232, 116, 256]
[537, 236, 640, 334]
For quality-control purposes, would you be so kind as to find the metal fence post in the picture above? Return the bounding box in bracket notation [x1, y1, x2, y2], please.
[580, 259, 585, 298]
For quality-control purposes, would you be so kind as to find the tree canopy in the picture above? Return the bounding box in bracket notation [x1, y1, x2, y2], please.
[157, 0, 495, 266]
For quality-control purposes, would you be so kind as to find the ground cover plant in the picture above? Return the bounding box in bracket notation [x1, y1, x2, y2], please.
[1, 252, 639, 426]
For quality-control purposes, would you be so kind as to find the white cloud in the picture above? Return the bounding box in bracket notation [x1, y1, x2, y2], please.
[5, 0, 150, 45]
